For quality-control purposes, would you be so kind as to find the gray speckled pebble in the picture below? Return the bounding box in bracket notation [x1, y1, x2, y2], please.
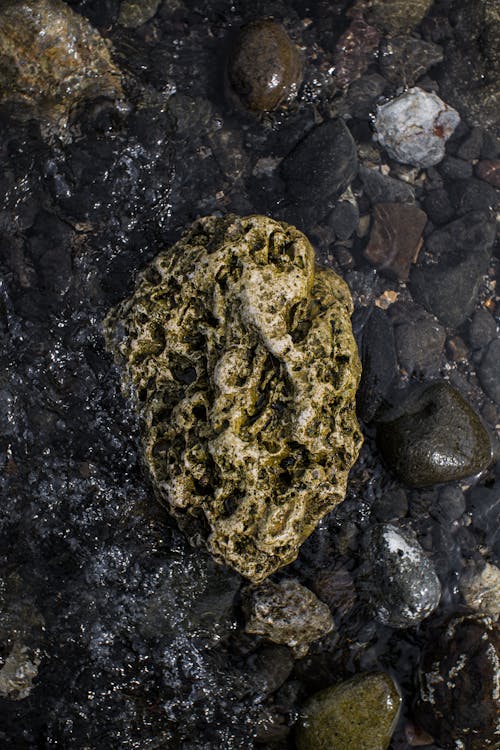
[363, 523, 441, 628]
[374, 88, 460, 168]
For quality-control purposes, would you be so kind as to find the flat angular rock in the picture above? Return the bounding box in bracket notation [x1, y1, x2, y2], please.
[409, 211, 496, 327]
[377, 382, 492, 487]
[364, 202, 427, 281]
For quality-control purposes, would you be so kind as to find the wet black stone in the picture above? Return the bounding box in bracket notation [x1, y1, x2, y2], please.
[328, 200, 359, 240]
[434, 485, 466, 523]
[415, 613, 500, 750]
[372, 488, 408, 523]
[281, 119, 358, 216]
[479, 339, 500, 405]
[377, 382, 493, 487]
[379, 35, 443, 86]
[438, 155, 473, 180]
[447, 178, 499, 215]
[362, 523, 441, 628]
[388, 303, 445, 377]
[468, 309, 498, 350]
[354, 306, 398, 423]
[457, 127, 484, 161]
[409, 211, 496, 327]
[467, 483, 500, 552]
[423, 187, 454, 225]
[358, 165, 415, 205]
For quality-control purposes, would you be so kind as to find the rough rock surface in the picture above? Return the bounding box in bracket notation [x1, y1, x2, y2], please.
[415, 614, 500, 749]
[362, 523, 441, 628]
[374, 88, 460, 168]
[377, 382, 492, 487]
[295, 672, 401, 750]
[244, 578, 333, 657]
[460, 562, 500, 619]
[104, 214, 363, 582]
[0, 0, 123, 128]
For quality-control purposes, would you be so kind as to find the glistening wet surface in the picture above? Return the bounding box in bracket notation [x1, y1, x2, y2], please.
[0, 1, 498, 748]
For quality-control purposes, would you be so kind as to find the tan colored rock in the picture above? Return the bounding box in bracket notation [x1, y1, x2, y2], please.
[460, 563, 500, 620]
[0, 0, 123, 128]
[104, 214, 363, 582]
[244, 579, 334, 657]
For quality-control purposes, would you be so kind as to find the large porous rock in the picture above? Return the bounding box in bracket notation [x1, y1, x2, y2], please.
[362, 523, 441, 628]
[104, 215, 363, 583]
[415, 614, 500, 749]
[376, 382, 492, 487]
[295, 672, 401, 750]
[243, 579, 333, 657]
[409, 211, 496, 328]
[0, 0, 123, 128]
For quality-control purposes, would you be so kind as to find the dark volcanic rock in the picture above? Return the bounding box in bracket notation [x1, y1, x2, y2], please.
[388, 303, 445, 377]
[329, 200, 359, 240]
[333, 14, 380, 89]
[468, 309, 498, 351]
[476, 159, 500, 187]
[364, 203, 427, 281]
[438, 0, 500, 133]
[479, 339, 500, 405]
[359, 165, 415, 205]
[281, 119, 358, 216]
[415, 613, 500, 750]
[362, 523, 441, 628]
[409, 211, 496, 327]
[435, 485, 466, 523]
[227, 20, 303, 113]
[377, 382, 492, 487]
[372, 488, 409, 523]
[355, 306, 398, 423]
[379, 35, 443, 86]
[424, 187, 454, 225]
[447, 178, 499, 215]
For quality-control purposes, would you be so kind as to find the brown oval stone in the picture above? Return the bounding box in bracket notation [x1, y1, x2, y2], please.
[227, 20, 303, 112]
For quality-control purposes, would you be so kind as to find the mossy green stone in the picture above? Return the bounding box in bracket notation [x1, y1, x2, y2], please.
[104, 214, 362, 583]
[295, 672, 401, 750]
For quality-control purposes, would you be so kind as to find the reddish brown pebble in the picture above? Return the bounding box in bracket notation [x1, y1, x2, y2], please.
[334, 14, 380, 89]
[364, 203, 427, 281]
[475, 159, 500, 188]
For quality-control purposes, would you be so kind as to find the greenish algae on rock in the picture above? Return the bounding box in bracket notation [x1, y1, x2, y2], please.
[0, 0, 123, 127]
[104, 214, 362, 582]
[295, 672, 401, 750]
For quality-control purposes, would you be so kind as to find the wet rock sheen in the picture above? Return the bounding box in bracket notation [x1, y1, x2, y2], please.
[377, 382, 492, 487]
[295, 672, 401, 750]
[227, 20, 302, 112]
[104, 214, 362, 582]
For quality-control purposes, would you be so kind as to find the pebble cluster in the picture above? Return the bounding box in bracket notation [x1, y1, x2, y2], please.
[0, 0, 498, 748]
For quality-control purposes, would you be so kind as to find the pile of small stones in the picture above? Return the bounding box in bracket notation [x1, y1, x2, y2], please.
[0, 0, 498, 749]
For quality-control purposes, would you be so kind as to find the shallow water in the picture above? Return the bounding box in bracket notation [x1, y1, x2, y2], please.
[0, 1, 498, 748]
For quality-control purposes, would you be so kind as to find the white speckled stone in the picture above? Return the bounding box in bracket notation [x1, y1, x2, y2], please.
[374, 87, 460, 168]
